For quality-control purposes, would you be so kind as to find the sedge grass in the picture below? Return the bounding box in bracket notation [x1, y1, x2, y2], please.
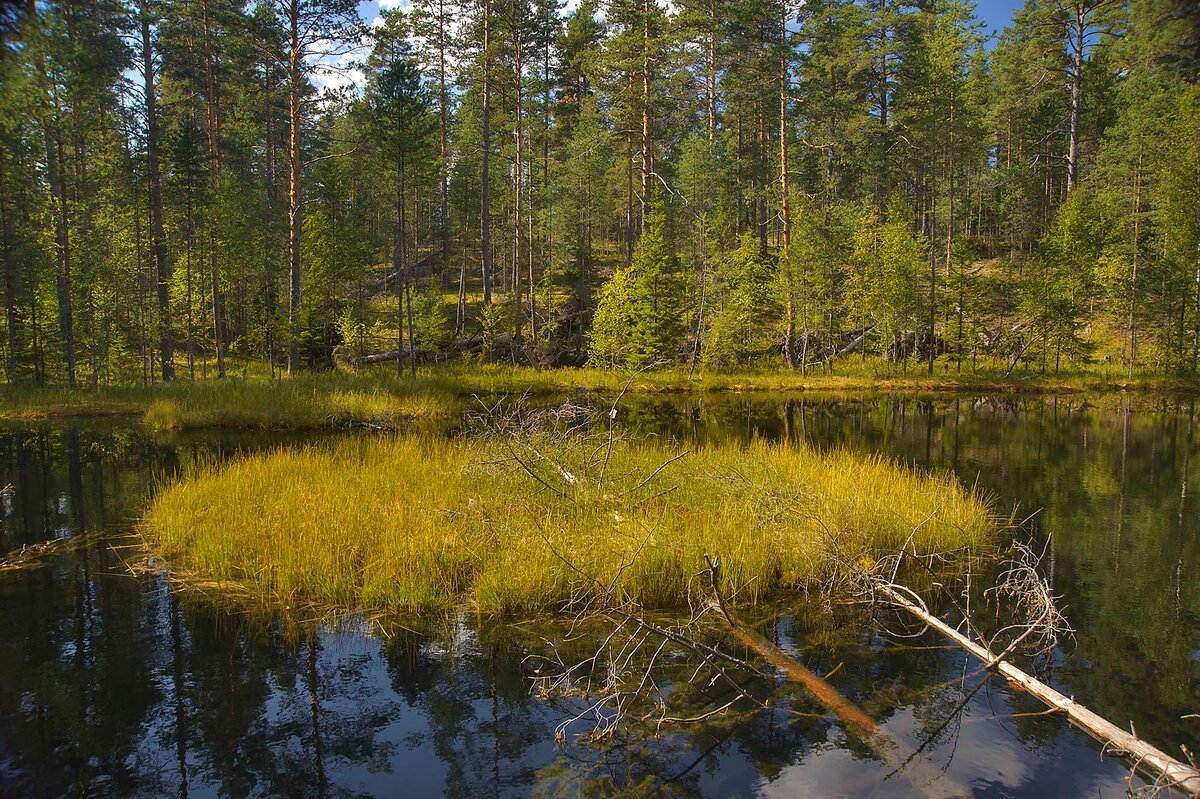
[144, 434, 995, 614]
[4, 359, 1196, 429]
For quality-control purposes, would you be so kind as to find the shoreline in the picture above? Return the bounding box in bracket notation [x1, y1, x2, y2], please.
[3, 365, 1197, 428]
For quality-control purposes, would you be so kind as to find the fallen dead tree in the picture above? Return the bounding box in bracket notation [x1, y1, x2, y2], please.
[863, 543, 1200, 798]
[498, 399, 1197, 795]
[876, 585, 1200, 796]
[356, 336, 482, 365]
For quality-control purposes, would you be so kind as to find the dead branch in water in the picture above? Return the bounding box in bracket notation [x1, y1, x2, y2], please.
[0, 533, 96, 573]
[861, 542, 1200, 798]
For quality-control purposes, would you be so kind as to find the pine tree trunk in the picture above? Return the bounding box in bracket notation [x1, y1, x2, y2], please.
[876, 0, 890, 214]
[513, 29, 524, 342]
[1129, 146, 1143, 377]
[928, 170, 937, 376]
[947, 101, 957, 371]
[438, 0, 450, 272]
[395, 152, 405, 375]
[640, 0, 652, 226]
[142, 3, 172, 383]
[481, 0, 493, 305]
[287, 0, 302, 374]
[185, 153, 196, 381]
[780, 13, 795, 370]
[707, 0, 717, 143]
[1067, 3, 1084, 191]
[401, 152, 416, 378]
[1, 154, 18, 385]
[625, 127, 634, 265]
[202, 0, 225, 378]
[264, 61, 278, 376]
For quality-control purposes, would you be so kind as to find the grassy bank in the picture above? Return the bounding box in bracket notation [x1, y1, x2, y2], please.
[432, 363, 1200, 395]
[1, 374, 464, 429]
[143, 434, 994, 614]
[5, 361, 1195, 430]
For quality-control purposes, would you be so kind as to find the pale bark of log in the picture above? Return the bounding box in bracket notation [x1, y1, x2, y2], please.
[880, 585, 1200, 796]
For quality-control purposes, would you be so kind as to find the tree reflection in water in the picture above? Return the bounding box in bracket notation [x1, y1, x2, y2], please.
[0, 396, 1196, 797]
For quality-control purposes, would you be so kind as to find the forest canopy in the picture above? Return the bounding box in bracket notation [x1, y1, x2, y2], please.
[0, 0, 1197, 385]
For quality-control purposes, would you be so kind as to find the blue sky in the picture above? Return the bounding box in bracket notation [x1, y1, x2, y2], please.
[359, 0, 1026, 36]
[974, 0, 1025, 39]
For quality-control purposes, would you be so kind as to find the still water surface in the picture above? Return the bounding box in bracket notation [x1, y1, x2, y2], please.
[1, 394, 1197, 797]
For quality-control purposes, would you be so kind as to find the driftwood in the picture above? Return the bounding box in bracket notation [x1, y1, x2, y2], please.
[879, 584, 1200, 797]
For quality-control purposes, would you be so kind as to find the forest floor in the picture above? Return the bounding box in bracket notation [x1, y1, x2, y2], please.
[2, 361, 1198, 429]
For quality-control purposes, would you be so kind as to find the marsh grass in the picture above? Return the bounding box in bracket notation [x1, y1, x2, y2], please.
[425, 362, 1200, 396]
[144, 433, 995, 614]
[0, 374, 463, 429]
[4, 360, 1195, 430]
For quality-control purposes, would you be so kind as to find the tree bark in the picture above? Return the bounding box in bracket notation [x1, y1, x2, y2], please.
[438, 0, 450, 271]
[1129, 145, 1142, 377]
[1067, 2, 1084, 191]
[876, 0, 890, 214]
[142, 2, 172, 383]
[287, 0, 302, 374]
[0, 152, 18, 384]
[513, 25, 524, 341]
[880, 585, 1200, 796]
[481, 0, 493, 305]
[779, 12, 795, 370]
[640, 0, 652, 226]
[706, 0, 717, 143]
[202, 0, 225, 378]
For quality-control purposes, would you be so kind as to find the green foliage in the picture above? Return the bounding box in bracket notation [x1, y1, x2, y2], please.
[703, 233, 780, 366]
[845, 197, 924, 353]
[479, 301, 513, 362]
[0, 0, 1196, 385]
[412, 288, 454, 352]
[588, 206, 683, 368]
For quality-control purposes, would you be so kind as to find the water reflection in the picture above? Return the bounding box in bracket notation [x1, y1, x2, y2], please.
[0, 396, 1196, 797]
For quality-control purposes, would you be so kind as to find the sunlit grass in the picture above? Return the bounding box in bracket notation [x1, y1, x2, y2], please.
[0, 374, 462, 430]
[415, 361, 1198, 396]
[144, 435, 995, 614]
[5, 358, 1190, 430]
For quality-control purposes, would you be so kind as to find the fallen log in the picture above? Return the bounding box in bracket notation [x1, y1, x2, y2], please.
[705, 557, 972, 798]
[358, 337, 483, 365]
[359, 348, 425, 365]
[837, 324, 876, 357]
[879, 585, 1200, 797]
[706, 556, 878, 740]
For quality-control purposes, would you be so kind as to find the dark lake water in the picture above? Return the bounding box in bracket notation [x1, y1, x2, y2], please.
[1, 394, 1198, 797]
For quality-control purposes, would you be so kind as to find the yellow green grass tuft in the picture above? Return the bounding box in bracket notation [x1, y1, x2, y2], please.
[137, 376, 463, 430]
[144, 435, 995, 614]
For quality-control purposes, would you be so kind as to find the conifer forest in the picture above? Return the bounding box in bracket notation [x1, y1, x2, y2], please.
[0, 0, 1196, 385]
